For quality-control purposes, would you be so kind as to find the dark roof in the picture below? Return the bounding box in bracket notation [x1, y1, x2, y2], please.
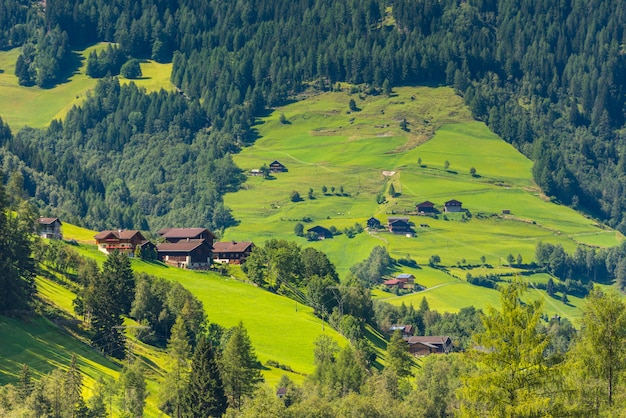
[270, 160, 285, 166]
[276, 387, 287, 396]
[158, 227, 216, 240]
[94, 230, 144, 240]
[406, 336, 451, 345]
[307, 225, 332, 237]
[445, 199, 462, 205]
[416, 201, 435, 208]
[367, 217, 380, 222]
[388, 217, 410, 225]
[38, 217, 61, 225]
[157, 241, 210, 252]
[212, 241, 254, 253]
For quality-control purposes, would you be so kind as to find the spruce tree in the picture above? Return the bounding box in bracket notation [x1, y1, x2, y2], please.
[386, 330, 413, 378]
[182, 336, 227, 417]
[161, 316, 192, 417]
[0, 172, 36, 311]
[220, 322, 263, 410]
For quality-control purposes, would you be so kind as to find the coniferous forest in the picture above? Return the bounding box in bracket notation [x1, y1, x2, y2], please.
[0, 0, 624, 232]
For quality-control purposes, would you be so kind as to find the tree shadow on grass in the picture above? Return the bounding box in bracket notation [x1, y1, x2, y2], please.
[41, 50, 84, 89]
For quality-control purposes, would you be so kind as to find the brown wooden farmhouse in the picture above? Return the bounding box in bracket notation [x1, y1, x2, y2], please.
[405, 336, 452, 356]
[94, 230, 147, 256]
[387, 217, 411, 234]
[157, 240, 213, 270]
[212, 241, 255, 264]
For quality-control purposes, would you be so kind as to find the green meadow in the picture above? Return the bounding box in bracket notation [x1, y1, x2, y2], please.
[0, 43, 173, 130]
[223, 86, 624, 318]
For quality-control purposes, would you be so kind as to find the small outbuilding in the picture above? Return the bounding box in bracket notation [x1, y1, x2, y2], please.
[367, 217, 382, 229]
[444, 199, 463, 213]
[269, 160, 287, 173]
[416, 201, 436, 214]
[307, 225, 333, 240]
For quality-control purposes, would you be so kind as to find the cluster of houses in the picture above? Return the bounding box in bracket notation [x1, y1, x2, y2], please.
[93, 227, 255, 270]
[365, 199, 465, 236]
[36, 218, 254, 271]
[389, 325, 453, 356]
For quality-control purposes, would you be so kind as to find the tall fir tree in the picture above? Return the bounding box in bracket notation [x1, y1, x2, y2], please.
[220, 322, 263, 410]
[182, 336, 227, 417]
[0, 172, 36, 312]
[160, 316, 192, 417]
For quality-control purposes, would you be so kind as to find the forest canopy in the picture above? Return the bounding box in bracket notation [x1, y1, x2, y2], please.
[0, 0, 624, 232]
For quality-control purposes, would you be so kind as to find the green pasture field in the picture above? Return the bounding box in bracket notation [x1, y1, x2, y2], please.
[223, 86, 624, 320]
[0, 43, 173, 130]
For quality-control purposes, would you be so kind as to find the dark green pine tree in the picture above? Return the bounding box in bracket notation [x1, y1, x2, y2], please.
[101, 250, 135, 315]
[182, 337, 227, 417]
[86, 251, 134, 359]
[220, 322, 263, 410]
[0, 170, 36, 311]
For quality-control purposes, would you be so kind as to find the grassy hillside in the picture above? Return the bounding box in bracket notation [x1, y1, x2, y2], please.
[0, 43, 174, 130]
[222, 86, 624, 320]
[59, 222, 346, 384]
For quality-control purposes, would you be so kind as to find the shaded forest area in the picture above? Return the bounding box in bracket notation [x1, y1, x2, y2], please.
[0, 0, 625, 232]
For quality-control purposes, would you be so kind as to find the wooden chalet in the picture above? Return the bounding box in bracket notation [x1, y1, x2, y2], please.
[269, 160, 287, 173]
[367, 217, 382, 229]
[157, 227, 216, 245]
[212, 241, 255, 264]
[444, 199, 463, 213]
[307, 225, 333, 240]
[38, 217, 63, 240]
[94, 230, 147, 256]
[387, 217, 411, 234]
[405, 336, 452, 356]
[157, 240, 213, 270]
[416, 200, 436, 214]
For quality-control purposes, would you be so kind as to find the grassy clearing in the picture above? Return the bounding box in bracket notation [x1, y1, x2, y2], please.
[223, 86, 624, 319]
[0, 43, 173, 130]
